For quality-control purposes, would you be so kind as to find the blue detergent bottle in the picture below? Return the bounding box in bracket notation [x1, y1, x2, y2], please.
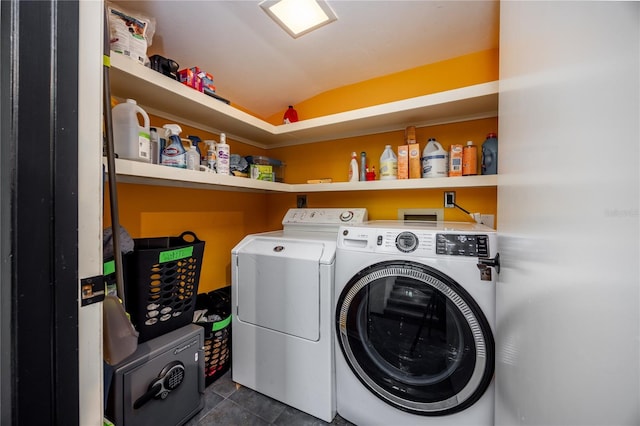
[481, 133, 498, 175]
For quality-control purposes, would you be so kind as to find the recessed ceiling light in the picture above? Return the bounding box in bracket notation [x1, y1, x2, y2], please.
[260, 0, 338, 39]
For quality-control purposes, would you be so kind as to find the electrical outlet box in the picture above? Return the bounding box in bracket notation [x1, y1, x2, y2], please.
[444, 191, 455, 208]
[297, 194, 307, 208]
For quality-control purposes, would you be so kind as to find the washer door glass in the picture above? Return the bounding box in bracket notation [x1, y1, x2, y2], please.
[335, 260, 494, 416]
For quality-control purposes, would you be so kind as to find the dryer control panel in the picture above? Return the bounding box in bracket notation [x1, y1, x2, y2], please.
[282, 208, 368, 231]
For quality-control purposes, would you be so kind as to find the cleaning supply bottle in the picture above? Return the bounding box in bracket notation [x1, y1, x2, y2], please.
[360, 152, 367, 181]
[205, 140, 217, 172]
[422, 137, 448, 178]
[215, 133, 230, 175]
[186, 140, 200, 171]
[160, 124, 187, 168]
[462, 141, 478, 175]
[481, 132, 498, 175]
[112, 98, 151, 163]
[187, 135, 203, 165]
[379, 145, 398, 180]
[349, 152, 359, 182]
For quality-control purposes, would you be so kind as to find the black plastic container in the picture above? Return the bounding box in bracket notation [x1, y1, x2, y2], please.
[195, 287, 231, 385]
[124, 231, 205, 343]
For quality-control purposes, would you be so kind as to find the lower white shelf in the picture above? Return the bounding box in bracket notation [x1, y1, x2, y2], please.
[107, 158, 497, 193]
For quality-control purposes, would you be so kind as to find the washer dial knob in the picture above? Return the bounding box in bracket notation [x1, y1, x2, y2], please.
[395, 231, 418, 253]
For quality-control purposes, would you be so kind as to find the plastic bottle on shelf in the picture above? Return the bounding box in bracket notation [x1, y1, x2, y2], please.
[204, 140, 217, 172]
[160, 124, 187, 168]
[187, 135, 203, 165]
[422, 138, 448, 178]
[481, 132, 498, 175]
[379, 145, 398, 180]
[349, 152, 359, 182]
[216, 133, 230, 175]
[112, 98, 151, 163]
[186, 141, 200, 171]
[360, 152, 367, 181]
[462, 141, 478, 175]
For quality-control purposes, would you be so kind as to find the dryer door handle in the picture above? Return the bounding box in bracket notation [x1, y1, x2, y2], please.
[477, 253, 500, 274]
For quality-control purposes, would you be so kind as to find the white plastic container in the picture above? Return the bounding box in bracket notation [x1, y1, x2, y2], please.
[422, 138, 449, 178]
[379, 145, 398, 180]
[349, 152, 359, 182]
[112, 99, 151, 163]
[186, 141, 200, 171]
[216, 133, 230, 175]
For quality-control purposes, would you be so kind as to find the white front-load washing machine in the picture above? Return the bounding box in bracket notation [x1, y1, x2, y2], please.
[231, 208, 367, 422]
[334, 221, 499, 426]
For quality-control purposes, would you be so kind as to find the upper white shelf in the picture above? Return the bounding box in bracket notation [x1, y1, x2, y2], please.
[109, 158, 497, 193]
[108, 54, 499, 149]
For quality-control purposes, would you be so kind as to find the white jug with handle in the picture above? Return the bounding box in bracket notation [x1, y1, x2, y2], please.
[112, 99, 151, 163]
[421, 138, 449, 178]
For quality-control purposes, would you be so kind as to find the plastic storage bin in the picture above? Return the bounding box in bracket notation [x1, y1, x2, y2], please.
[123, 231, 205, 343]
[245, 155, 285, 182]
[195, 288, 231, 385]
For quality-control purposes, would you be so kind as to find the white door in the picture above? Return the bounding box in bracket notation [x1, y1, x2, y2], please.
[496, 2, 639, 425]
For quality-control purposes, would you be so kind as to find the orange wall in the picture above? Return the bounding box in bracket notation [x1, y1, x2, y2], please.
[108, 49, 499, 293]
[266, 48, 499, 123]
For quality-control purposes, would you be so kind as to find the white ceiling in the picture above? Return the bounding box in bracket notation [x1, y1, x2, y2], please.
[118, 0, 499, 119]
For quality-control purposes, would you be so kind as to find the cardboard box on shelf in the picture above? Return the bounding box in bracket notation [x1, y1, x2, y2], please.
[408, 143, 421, 179]
[398, 145, 409, 179]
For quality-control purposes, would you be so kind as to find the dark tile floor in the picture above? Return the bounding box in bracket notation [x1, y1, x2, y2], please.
[185, 371, 354, 426]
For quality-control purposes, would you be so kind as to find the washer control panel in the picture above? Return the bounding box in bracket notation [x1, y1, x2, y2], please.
[435, 234, 489, 257]
[339, 224, 493, 258]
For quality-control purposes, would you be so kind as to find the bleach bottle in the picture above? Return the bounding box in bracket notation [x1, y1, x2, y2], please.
[112, 98, 151, 163]
[161, 124, 187, 168]
[422, 138, 448, 178]
[481, 133, 498, 175]
[379, 145, 398, 180]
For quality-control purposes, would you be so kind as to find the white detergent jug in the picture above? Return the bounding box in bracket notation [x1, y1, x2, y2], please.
[421, 138, 448, 178]
[112, 99, 151, 163]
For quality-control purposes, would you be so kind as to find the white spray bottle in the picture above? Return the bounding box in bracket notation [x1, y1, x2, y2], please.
[204, 140, 217, 172]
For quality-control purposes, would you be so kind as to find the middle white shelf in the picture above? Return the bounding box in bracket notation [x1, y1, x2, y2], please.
[108, 158, 497, 193]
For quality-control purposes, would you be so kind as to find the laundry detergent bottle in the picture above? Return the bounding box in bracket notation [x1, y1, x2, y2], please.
[160, 124, 187, 168]
[349, 152, 359, 182]
[112, 98, 151, 163]
[481, 133, 498, 175]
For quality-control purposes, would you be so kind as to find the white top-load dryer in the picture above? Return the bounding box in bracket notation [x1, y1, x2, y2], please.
[231, 208, 368, 422]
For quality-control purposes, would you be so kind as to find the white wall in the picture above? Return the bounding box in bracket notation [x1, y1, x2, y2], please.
[496, 2, 639, 425]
